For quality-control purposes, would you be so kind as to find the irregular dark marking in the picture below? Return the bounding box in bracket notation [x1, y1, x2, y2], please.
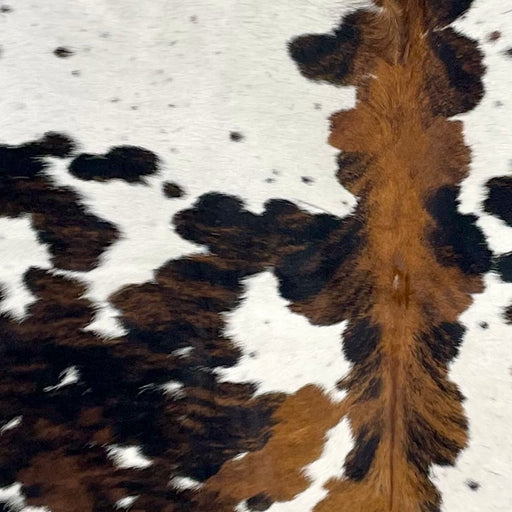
[54, 47, 74, 58]
[427, 29, 484, 116]
[484, 176, 512, 225]
[342, 318, 381, 365]
[0, 134, 117, 271]
[246, 493, 273, 511]
[230, 131, 244, 142]
[493, 252, 512, 282]
[344, 429, 380, 481]
[288, 10, 362, 85]
[427, 186, 491, 275]
[418, 322, 466, 364]
[336, 152, 372, 193]
[163, 181, 185, 198]
[69, 146, 159, 183]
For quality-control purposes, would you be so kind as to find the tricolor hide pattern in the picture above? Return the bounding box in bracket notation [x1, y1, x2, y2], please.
[0, 1, 511, 512]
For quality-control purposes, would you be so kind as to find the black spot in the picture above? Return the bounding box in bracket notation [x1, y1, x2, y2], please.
[54, 46, 74, 58]
[505, 48, 512, 57]
[485, 176, 512, 226]
[427, 186, 491, 275]
[342, 318, 381, 364]
[0, 5, 12, 13]
[301, 176, 314, 184]
[71, 70, 81, 76]
[479, 321, 489, 329]
[344, 429, 380, 481]
[418, 322, 466, 364]
[230, 131, 244, 142]
[466, 480, 480, 490]
[163, 181, 184, 198]
[246, 493, 273, 511]
[69, 146, 159, 183]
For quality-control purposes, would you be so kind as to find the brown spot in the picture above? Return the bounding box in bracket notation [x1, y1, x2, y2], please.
[163, 181, 185, 198]
[487, 30, 501, 41]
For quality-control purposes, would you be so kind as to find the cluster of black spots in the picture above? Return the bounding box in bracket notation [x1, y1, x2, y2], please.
[484, 176, 512, 226]
[344, 427, 380, 481]
[288, 10, 362, 84]
[426, 186, 491, 275]
[163, 181, 184, 198]
[230, 131, 244, 142]
[418, 322, 466, 364]
[492, 252, 512, 282]
[246, 493, 273, 511]
[69, 146, 159, 183]
[429, 28, 485, 115]
[53, 46, 74, 58]
[0, 132, 75, 179]
[342, 318, 381, 365]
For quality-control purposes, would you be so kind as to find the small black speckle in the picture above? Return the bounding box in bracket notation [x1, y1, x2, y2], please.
[230, 131, 244, 142]
[495, 100, 504, 107]
[264, 178, 275, 184]
[54, 46, 74, 58]
[479, 322, 489, 329]
[168, 104, 176, 108]
[314, 103, 322, 110]
[505, 48, 512, 57]
[71, 70, 81, 77]
[163, 182, 184, 199]
[466, 480, 480, 491]
[249, 352, 257, 359]
[272, 169, 280, 176]
[130, 105, 139, 110]
[110, 98, 121, 103]
[0, 4, 12, 13]
[190, 15, 198, 23]
[301, 176, 314, 184]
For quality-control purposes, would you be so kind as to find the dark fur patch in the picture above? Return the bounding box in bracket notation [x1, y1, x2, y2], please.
[426, 186, 491, 275]
[69, 146, 159, 183]
[344, 428, 380, 481]
[246, 493, 273, 511]
[342, 318, 381, 365]
[484, 176, 512, 226]
[418, 322, 466, 364]
[288, 11, 362, 85]
[0, 137, 118, 271]
[493, 252, 512, 282]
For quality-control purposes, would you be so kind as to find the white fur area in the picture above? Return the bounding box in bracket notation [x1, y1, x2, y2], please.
[0, 483, 50, 512]
[106, 444, 152, 470]
[0, 216, 52, 319]
[0, 0, 369, 337]
[235, 418, 353, 512]
[220, 271, 349, 400]
[432, 1, 512, 510]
